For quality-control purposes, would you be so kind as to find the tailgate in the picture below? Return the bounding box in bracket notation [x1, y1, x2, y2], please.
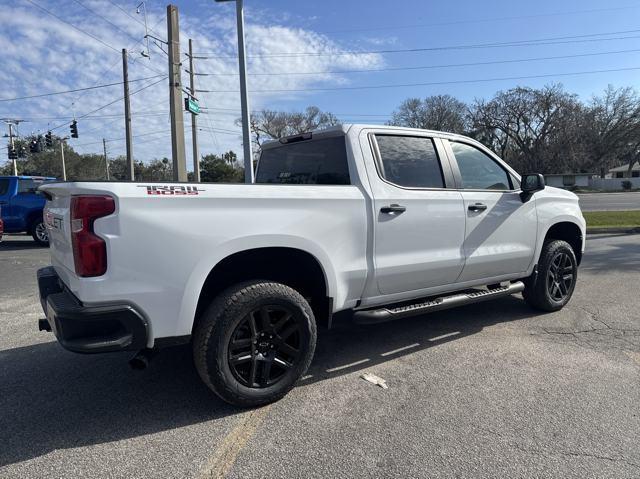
[42, 186, 75, 279]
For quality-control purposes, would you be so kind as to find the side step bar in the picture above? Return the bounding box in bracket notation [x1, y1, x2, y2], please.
[353, 281, 525, 325]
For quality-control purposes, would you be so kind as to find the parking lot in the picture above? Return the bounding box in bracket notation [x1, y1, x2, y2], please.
[0, 233, 638, 478]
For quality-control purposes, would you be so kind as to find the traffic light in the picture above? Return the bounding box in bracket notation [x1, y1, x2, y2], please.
[45, 131, 53, 148]
[8, 146, 17, 160]
[70, 120, 78, 138]
[30, 138, 39, 153]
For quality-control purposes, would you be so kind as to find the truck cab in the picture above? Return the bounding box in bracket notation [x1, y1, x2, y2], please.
[0, 176, 57, 245]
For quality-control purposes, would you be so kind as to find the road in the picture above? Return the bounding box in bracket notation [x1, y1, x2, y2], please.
[578, 192, 640, 211]
[1, 233, 639, 478]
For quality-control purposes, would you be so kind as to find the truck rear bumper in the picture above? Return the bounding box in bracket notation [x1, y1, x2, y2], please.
[37, 266, 148, 354]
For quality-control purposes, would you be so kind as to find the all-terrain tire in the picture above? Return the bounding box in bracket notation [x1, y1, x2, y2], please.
[523, 239, 577, 312]
[193, 280, 317, 407]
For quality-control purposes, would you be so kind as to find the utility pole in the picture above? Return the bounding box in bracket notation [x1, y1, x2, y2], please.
[235, 0, 254, 183]
[59, 138, 67, 181]
[103, 138, 110, 180]
[167, 4, 187, 182]
[3, 119, 23, 175]
[7, 122, 17, 176]
[188, 38, 200, 182]
[122, 49, 134, 181]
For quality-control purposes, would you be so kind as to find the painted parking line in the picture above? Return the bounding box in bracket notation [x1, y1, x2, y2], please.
[198, 404, 273, 479]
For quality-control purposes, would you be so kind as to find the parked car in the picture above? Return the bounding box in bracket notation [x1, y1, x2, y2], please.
[0, 176, 57, 245]
[0, 206, 3, 242]
[36, 125, 585, 407]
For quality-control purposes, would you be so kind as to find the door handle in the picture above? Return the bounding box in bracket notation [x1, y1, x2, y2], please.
[380, 204, 406, 214]
[468, 203, 487, 212]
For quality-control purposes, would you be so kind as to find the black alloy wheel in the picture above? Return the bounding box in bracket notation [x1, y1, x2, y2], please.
[546, 251, 574, 302]
[228, 305, 302, 388]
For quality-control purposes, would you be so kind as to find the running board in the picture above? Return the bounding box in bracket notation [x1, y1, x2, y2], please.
[353, 281, 525, 325]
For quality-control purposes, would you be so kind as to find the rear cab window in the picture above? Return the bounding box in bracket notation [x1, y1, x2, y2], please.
[256, 136, 350, 185]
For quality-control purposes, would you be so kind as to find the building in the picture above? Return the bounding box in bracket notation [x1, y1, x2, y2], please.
[608, 161, 640, 178]
[544, 173, 594, 189]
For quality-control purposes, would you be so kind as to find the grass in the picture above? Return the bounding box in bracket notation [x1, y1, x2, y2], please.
[583, 210, 640, 228]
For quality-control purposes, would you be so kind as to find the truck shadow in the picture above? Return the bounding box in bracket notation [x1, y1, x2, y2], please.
[305, 295, 540, 385]
[0, 238, 43, 251]
[0, 296, 540, 467]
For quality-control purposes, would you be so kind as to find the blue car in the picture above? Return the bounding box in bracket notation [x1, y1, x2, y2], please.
[0, 176, 57, 245]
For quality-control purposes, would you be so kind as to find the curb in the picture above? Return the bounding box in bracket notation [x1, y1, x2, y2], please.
[587, 227, 640, 235]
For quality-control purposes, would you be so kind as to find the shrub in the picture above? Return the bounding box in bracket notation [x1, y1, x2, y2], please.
[621, 180, 633, 190]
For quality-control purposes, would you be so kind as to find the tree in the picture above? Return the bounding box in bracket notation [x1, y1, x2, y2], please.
[469, 85, 583, 173]
[0, 135, 109, 180]
[582, 86, 640, 177]
[244, 106, 339, 152]
[388, 94, 468, 133]
[108, 156, 146, 181]
[199, 151, 243, 183]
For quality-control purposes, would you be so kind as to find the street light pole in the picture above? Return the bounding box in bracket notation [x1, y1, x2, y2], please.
[216, 0, 254, 183]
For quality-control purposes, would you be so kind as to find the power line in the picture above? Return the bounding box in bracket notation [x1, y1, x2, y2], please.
[193, 48, 640, 77]
[194, 29, 640, 58]
[317, 5, 640, 34]
[0, 75, 164, 102]
[25, 0, 166, 80]
[103, 0, 166, 42]
[197, 66, 640, 93]
[0, 111, 170, 122]
[44, 76, 167, 134]
[24, 0, 121, 53]
[68, 15, 166, 111]
[70, 0, 139, 43]
[74, 129, 170, 147]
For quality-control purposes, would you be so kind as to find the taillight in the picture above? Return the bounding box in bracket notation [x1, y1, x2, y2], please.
[70, 195, 115, 277]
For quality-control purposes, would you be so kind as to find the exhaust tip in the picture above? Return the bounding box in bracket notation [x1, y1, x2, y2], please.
[129, 348, 157, 370]
[38, 318, 52, 332]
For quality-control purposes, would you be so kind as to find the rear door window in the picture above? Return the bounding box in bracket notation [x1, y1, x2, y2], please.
[256, 136, 350, 185]
[374, 135, 445, 188]
[18, 179, 36, 193]
[0, 179, 9, 196]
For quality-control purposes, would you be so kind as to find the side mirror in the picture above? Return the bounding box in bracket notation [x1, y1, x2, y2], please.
[520, 173, 545, 201]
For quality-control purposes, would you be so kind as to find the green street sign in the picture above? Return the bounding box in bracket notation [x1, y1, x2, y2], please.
[185, 97, 200, 115]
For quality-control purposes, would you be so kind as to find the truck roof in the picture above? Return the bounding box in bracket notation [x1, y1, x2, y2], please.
[260, 123, 474, 150]
[0, 176, 57, 180]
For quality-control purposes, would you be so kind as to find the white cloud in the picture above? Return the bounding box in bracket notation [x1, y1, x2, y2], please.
[1, 1, 383, 168]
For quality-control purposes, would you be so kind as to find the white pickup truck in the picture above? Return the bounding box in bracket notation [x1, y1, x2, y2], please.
[37, 124, 585, 407]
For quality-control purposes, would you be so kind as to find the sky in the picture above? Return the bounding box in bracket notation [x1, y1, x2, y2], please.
[1, 0, 640, 170]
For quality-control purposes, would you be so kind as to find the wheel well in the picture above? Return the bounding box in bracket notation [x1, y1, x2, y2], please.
[26, 211, 43, 231]
[544, 222, 583, 265]
[194, 247, 331, 331]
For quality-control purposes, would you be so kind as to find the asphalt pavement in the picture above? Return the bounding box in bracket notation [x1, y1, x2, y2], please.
[0, 233, 639, 478]
[577, 191, 640, 211]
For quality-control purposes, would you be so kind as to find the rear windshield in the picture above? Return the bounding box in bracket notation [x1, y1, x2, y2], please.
[256, 136, 350, 185]
[0, 179, 9, 196]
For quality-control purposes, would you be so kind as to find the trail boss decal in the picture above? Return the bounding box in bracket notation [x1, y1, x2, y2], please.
[138, 185, 205, 196]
